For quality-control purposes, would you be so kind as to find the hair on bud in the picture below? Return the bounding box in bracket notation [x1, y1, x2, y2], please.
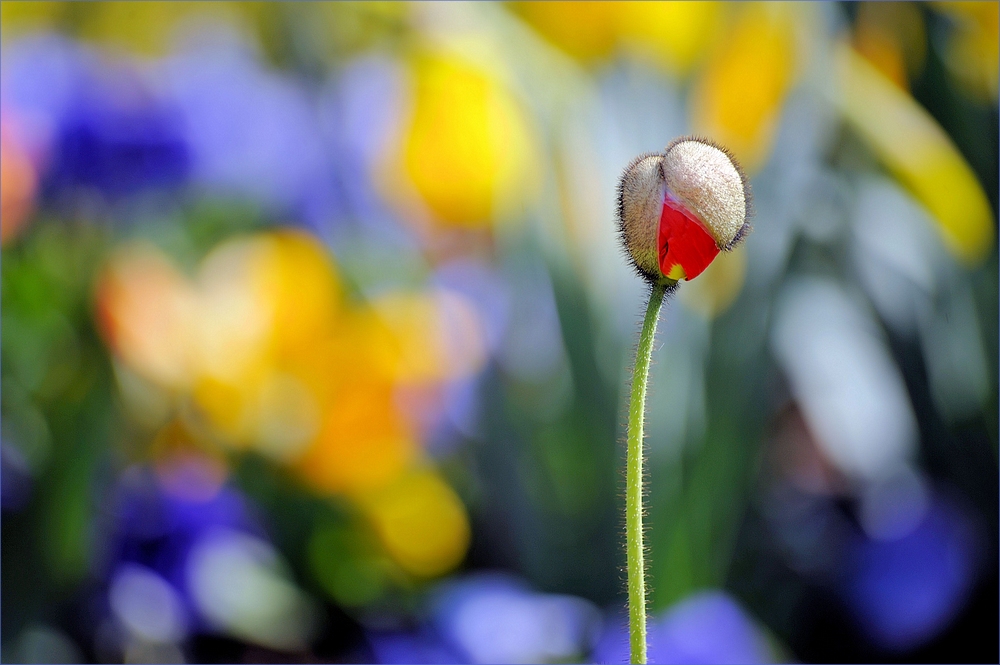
[617, 152, 667, 284]
[662, 136, 752, 251]
[616, 137, 752, 285]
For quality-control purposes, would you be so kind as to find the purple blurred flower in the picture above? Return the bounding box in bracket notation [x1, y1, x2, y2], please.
[420, 259, 511, 449]
[99, 464, 317, 652]
[49, 67, 189, 198]
[367, 628, 463, 664]
[0, 34, 91, 159]
[1, 443, 32, 513]
[1, 34, 189, 200]
[313, 54, 423, 262]
[432, 260, 511, 356]
[103, 466, 263, 631]
[432, 572, 601, 664]
[592, 590, 773, 664]
[837, 493, 982, 651]
[157, 38, 338, 226]
[320, 56, 408, 232]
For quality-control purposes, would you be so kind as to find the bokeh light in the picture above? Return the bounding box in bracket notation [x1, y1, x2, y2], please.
[1, 2, 996, 663]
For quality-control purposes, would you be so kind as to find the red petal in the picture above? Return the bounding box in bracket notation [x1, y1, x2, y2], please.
[658, 198, 720, 281]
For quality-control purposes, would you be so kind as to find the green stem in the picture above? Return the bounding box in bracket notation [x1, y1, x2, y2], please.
[627, 281, 667, 664]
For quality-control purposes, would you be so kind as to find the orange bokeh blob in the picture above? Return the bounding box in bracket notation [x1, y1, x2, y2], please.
[1, 119, 38, 245]
[96, 228, 475, 579]
[94, 243, 200, 391]
[690, 4, 797, 173]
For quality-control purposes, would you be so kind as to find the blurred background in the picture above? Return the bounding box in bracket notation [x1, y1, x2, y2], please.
[1, 2, 997, 663]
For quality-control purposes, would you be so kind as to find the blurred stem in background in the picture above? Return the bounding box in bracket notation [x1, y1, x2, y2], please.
[626, 281, 667, 664]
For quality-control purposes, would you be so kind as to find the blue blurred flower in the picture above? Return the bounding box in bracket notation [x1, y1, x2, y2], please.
[103, 465, 262, 632]
[423, 259, 512, 449]
[319, 55, 409, 233]
[592, 590, 773, 664]
[103, 464, 317, 651]
[837, 492, 982, 651]
[48, 67, 189, 199]
[157, 36, 337, 226]
[0, 34, 90, 159]
[1, 34, 190, 201]
[313, 54, 424, 271]
[367, 628, 463, 665]
[1, 442, 33, 513]
[432, 571, 601, 664]
[432, 259, 511, 356]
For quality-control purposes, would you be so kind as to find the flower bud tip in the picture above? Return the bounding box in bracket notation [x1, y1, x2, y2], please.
[617, 137, 752, 285]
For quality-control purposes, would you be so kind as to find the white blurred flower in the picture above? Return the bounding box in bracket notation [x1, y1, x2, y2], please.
[770, 277, 918, 482]
[851, 176, 990, 422]
[109, 563, 189, 644]
[186, 528, 317, 652]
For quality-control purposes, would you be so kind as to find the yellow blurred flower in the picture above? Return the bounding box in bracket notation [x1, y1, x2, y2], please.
[678, 244, 748, 319]
[0, 118, 38, 245]
[292, 340, 417, 497]
[852, 2, 927, 92]
[96, 230, 343, 455]
[690, 3, 799, 173]
[285, 288, 487, 495]
[833, 41, 994, 266]
[190, 230, 342, 447]
[79, 2, 267, 58]
[386, 52, 540, 230]
[511, 1, 723, 77]
[196, 230, 342, 367]
[509, 1, 620, 62]
[0, 1, 289, 62]
[933, 1, 999, 103]
[617, 2, 723, 77]
[75, 2, 212, 56]
[370, 288, 488, 384]
[358, 466, 471, 578]
[0, 1, 66, 37]
[97, 228, 474, 582]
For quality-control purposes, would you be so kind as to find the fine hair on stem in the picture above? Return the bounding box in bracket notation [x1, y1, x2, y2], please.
[625, 279, 669, 664]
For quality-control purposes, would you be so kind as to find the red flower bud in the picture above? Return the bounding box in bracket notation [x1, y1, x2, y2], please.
[617, 137, 752, 285]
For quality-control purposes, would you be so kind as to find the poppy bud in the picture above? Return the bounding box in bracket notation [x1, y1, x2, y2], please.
[617, 137, 751, 285]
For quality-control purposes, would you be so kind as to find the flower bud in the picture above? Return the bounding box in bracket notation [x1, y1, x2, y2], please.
[617, 137, 751, 285]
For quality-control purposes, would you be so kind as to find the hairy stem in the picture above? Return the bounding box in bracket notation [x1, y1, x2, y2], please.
[627, 281, 667, 664]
